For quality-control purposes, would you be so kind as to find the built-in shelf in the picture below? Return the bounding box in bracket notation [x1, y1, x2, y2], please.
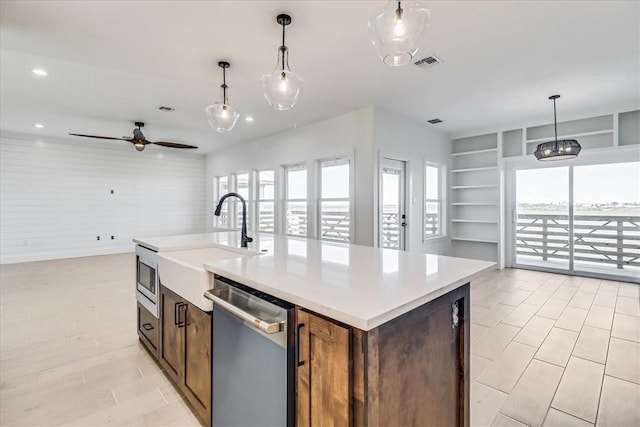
[451, 237, 498, 244]
[451, 166, 498, 173]
[451, 203, 498, 206]
[451, 185, 498, 190]
[452, 219, 498, 224]
[525, 129, 613, 144]
[451, 148, 498, 157]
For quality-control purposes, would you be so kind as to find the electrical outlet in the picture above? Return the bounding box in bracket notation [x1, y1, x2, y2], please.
[110, 236, 115, 240]
[96, 236, 100, 241]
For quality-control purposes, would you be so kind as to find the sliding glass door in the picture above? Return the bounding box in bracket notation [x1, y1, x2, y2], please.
[512, 161, 639, 281]
[515, 166, 570, 271]
[573, 162, 640, 279]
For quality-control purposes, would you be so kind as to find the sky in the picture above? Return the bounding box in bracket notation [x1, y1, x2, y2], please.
[517, 161, 640, 204]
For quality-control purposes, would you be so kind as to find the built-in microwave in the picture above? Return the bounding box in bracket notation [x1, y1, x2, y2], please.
[136, 245, 159, 318]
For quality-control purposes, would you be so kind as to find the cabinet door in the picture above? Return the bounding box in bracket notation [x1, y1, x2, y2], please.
[373, 290, 468, 427]
[297, 309, 350, 427]
[184, 302, 211, 420]
[159, 286, 185, 381]
[137, 302, 158, 356]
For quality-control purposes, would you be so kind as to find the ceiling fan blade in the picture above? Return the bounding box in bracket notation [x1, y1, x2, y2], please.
[69, 133, 130, 141]
[151, 141, 198, 149]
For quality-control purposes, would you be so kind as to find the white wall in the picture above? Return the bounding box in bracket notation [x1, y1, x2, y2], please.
[373, 108, 452, 254]
[0, 133, 206, 263]
[206, 107, 452, 253]
[206, 108, 376, 245]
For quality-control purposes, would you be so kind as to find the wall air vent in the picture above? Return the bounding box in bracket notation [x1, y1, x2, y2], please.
[414, 55, 442, 68]
[427, 118, 443, 124]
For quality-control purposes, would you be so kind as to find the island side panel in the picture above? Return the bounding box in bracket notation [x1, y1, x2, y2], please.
[364, 283, 470, 427]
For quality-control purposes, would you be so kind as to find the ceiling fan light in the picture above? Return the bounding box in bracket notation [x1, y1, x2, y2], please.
[368, 1, 430, 67]
[206, 102, 240, 133]
[134, 142, 145, 152]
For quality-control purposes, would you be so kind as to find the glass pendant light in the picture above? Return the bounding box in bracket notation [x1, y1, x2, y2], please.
[368, 1, 430, 66]
[534, 95, 582, 161]
[261, 14, 303, 110]
[205, 61, 240, 133]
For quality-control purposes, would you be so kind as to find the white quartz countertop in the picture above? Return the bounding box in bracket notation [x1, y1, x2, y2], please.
[136, 232, 495, 330]
[194, 233, 496, 331]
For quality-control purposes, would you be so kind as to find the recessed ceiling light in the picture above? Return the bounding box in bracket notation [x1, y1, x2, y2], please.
[245, 116, 254, 122]
[34, 123, 44, 128]
[31, 69, 48, 77]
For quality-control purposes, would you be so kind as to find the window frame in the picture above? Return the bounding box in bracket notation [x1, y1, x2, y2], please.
[212, 175, 231, 229]
[283, 163, 309, 237]
[424, 162, 446, 240]
[257, 169, 276, 233]
[317, 157, 352, 243]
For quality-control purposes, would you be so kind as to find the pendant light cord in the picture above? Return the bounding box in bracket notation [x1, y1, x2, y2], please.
[221, 66, 228, 105]
[280, 20, 287, 72]
[552, 97, 558, 151]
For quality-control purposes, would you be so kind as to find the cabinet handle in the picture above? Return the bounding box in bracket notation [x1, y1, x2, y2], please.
[174, 302, 181, 326]
[141, 323, 153, 331]
[296, 323, 305, 367]
[177, 303, 187, 328]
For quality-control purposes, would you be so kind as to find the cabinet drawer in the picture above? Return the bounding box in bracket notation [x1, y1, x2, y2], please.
[138, 302, 159, 354]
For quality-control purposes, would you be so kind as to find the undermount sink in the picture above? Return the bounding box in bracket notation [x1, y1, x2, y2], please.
[157, 246, 257, 311]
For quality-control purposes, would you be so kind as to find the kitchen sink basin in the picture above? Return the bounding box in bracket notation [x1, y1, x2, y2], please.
[157, 246, 257, 311]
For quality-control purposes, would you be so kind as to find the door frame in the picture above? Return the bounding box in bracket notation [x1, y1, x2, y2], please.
[378, 155, 409, 250]
[505, 148, 640, 283]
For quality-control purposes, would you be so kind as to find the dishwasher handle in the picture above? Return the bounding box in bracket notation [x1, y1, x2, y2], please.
[204, 289, 282, 334]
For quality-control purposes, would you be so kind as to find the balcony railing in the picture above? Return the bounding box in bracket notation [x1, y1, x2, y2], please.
[517, 213, 640, 269]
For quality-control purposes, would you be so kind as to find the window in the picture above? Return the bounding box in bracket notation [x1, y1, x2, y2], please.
[235, 172, 251, 229]
[284, 164, 307, 236]
[258, 170, 275, 232]
[425, 163, 444, 238]
[213, 176, 230, 228]
[319, 159, 350, 242]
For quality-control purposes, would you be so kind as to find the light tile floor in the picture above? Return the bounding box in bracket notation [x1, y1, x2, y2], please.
[1, 255, 639, 426]
[471, 268, 640, 427]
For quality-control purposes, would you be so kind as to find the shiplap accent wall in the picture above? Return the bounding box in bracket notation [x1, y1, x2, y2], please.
[1, 133, 206, 263]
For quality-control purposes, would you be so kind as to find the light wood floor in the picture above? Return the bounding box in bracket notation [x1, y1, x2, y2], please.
[1, 254, 638, 426]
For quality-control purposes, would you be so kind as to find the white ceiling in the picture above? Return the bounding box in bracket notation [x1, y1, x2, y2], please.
[1, 1, 638, 154]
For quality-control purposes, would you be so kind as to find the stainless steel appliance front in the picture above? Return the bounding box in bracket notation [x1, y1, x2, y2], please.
[136, 245, 158, 318]
[205, 277, 295, 427]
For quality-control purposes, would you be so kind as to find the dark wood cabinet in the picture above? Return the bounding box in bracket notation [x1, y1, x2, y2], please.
[296, 283, 470, 427]
[296, 308, 351, 427]
[158, 285, 211, 426]
[137, 302, 159, 357]
[184, 302, 211, 411]
[159, 287, 184, 381]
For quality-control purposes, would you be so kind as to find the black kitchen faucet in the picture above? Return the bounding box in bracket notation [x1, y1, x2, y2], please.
[214, 192, 253, 248]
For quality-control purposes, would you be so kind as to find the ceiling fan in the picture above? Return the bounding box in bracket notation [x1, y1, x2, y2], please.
[69, 122, 198, 152]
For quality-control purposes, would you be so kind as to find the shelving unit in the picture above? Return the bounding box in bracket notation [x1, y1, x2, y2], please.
[450, 133, 499, 263]
[451, 108, 640, 267]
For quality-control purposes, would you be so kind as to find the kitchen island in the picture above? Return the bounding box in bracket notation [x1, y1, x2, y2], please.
[135, 232, 495, 426]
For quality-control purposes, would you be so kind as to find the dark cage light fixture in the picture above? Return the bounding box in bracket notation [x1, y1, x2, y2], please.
[534, 95, 582, 161]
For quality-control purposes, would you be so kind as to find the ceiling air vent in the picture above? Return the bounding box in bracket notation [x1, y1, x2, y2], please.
[158, 105, 175, 112]
[414, 55, 442, 69]
[427, 118, 443, 124]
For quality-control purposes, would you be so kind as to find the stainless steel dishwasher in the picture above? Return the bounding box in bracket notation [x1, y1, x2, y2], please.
[204, 276, 295, 427]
